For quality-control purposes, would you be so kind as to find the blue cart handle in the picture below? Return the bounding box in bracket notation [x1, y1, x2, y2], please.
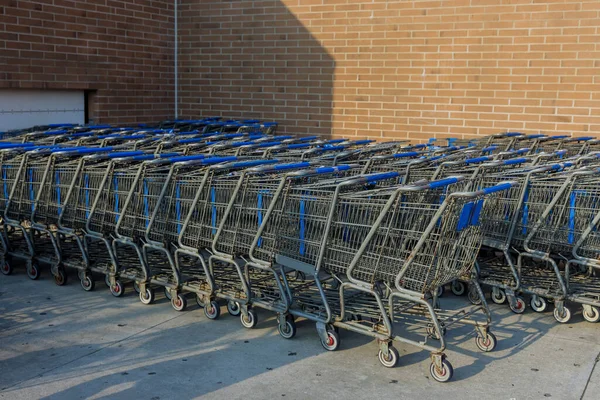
[504, 132, 523, 137]
[87, 125, 112, 129]
[314, 165, 351, 174]
[356, 171, 400, 184]
[513, 148, 530, 155]
[0, 143, 37, 148]
[481, 145, 498, 153]
[551, 135, 569, 139]
[427, 176, 462, 189]
[320, 145, 346, 152]
[465, 156, 493, 164]
[481, 181, 517, 195]
[46, 146, 97, 154]
[551, 162, 574, 170]
[392, 151, 421, 158]
[503, 157, 529, 165]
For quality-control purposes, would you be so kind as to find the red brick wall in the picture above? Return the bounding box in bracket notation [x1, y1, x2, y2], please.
[0, 0, 175, 125]
[178, 0, 600, 142]
[178, 0, 335, 136]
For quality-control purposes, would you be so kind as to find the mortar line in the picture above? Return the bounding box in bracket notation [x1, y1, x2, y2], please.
[0, 312, 186, 392]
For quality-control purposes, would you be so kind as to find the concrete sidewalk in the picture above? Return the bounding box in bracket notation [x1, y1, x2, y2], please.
[1, 273, 599, 400]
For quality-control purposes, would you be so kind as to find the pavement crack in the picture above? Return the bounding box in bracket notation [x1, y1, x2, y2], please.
[0, 313, 185, 393]
[580, 350, 600, 400]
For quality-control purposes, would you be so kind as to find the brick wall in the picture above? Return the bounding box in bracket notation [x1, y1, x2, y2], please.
[0, 0, 175, 125]
[179, 0, 600, 142]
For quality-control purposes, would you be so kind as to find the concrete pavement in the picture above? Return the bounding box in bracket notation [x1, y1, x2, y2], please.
[1, 272, 599, 400]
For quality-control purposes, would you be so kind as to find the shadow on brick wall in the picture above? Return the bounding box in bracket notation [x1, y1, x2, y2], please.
[178, 1, 334, 137]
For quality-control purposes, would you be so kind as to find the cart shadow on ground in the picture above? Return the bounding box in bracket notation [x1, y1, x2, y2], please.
[1, 265, 567, 398]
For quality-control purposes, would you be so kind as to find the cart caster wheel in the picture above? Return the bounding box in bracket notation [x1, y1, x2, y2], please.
[583, 306, 600, 323]
[203, 301, 220, 320]
[430, 359, 453, 383]
[171, 294, 187, 312]
[475, 332, 497, 352]
[54, 268, 68, 286]
[140, 287, 155, 305]
[195, 295, 205, 308]
[278, 317, 297, 339]
[104, 274, 111, 288]
[320, 330, 340, 351]
[240, 309, 258, 329]
[530, 296, 547, 313]
[378, 346, 399, 368]
[227, 300, 241, 316]
[435, 285, 445, 298]
[110, 280, 125, 297]
[451, 281, 466, 296]
[467, 286, 482, 305]
[0, 260, 12, 276]
[491, 289, 506, 305]
[553, 306, 571, 323]
[133, 281, 140, 294]
[26, 262, 40, 280]
[80, 275, 95, 292]
[426, 322, 446, 340]
[164, 287, 172, 301]
[509, 297, 526, 314]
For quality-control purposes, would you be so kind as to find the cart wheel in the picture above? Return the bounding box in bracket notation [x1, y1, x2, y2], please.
[467, 286, 482, 305]
[530, 296, 547, 313]
[509, 297, 526, 314]
[583, 306, 600, 323]
[475, 332, 497, 352]
[278, 317, 297, 339]
[320, 329, 340, 351]
[240, 309, 258, 329]
[80, 275, 95, 292]
[195, 295, 205, 308]
[171, 294, 187, 312]
[26, 261, 40, 280]
[451, 281, 466, 296]
[435, 285, 445, 298]
[110, 280, 125, 297]
[133, 281, 141, 294]
[104, 274, 111, 288]
[0, 260, 12, 276]
[203, 300, 220, 320]
[140, 287, 155, 305]
[295, 271, 306, 281]
[54, 267, 68, 286]
[164, 286, 173, 301]
[227, 300, 241, 316]
[491, 289, 506, 305]
[553, 306, 571, 323]
[430, 359, 453, 383]
[378, 346, 399, 368]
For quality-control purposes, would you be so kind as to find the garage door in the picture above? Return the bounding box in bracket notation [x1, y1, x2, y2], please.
[0, 89, 85, 131]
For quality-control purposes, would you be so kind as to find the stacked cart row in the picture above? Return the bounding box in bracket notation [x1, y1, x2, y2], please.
[2, 121, 600, 383]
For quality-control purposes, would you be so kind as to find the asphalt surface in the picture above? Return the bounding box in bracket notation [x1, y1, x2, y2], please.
[1, 269, 599, 400]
